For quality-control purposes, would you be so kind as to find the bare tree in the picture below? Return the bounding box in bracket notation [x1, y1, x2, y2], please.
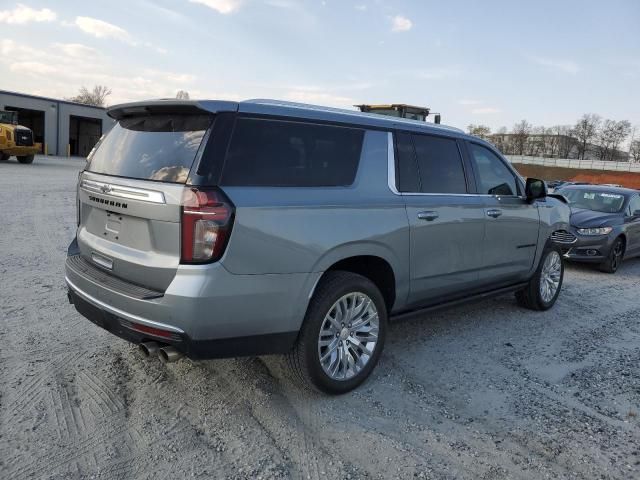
[67, 85, 112, 107]
[526, 126, 545, 156]
[630, 140, 640, 163]
[596, 119, 616, 161]
[555, 125, 577, 158]
[512, 120, 532, 156]
[467, 124, 491, 139]
[595, 119, 631, 161]
[610, 120, 631, 161]
[176, 90, 190, 100]
[545, 127, 561, 157]
[574, 113, 600, 160]
[490, 126, 508, 153]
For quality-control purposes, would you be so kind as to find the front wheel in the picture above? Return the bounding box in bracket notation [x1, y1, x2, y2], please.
[287, 271, 387, 394]
[17, 154, 35, 164]
[516, 246, 564, 311]
[0, 152, 10, 161]
[599, 237, 624, 273]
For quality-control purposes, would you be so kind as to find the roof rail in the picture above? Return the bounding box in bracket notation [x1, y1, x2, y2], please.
[243, 98, 463, 133]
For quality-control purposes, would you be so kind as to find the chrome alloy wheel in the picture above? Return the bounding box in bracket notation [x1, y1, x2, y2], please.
[318, 292, 379, 381]
[540, 251, 562, 303]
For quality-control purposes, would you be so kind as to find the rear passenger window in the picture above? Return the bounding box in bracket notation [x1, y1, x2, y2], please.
[412, 134, 467, 194]
[468, 143, 518, 196]
[395, 132, 420, 192]
[220, 118, 364, 187]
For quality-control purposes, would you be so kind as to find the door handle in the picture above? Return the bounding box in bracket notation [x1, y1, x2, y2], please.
[486, 209, 502, 218]
[417, 211, 439, 221]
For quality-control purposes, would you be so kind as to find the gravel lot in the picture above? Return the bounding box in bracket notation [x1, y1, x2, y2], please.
[1, 155, 639, 480]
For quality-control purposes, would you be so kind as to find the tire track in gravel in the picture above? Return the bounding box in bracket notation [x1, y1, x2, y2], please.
[132, 357, 296, 477]
[3, 345, 137, 479]
[379, 350, 605, 479]
[3, 349, 84, 421]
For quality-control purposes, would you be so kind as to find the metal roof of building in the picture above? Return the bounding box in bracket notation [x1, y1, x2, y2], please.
[0, 89, 108, 110]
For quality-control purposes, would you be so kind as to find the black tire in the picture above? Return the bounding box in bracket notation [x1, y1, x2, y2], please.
[0, 152, 9, 161]
[286, 271, 388, 394]
[599, 237, 625, 274]
[17, 154, 35, 164]
[515, 245, 564, 311]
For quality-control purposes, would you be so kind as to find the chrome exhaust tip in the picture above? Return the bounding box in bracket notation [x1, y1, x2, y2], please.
[158, 346, 183, 364]
[139, 341, 160, 357]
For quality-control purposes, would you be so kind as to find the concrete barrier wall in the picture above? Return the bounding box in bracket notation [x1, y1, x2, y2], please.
[506, 155, 640, 173]
[512, 163, 640, 189]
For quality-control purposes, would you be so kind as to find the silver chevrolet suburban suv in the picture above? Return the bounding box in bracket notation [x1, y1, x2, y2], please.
[66, 99, 571, 393]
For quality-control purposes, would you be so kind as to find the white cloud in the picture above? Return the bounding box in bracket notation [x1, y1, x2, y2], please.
[355, 4, 367, 11]
[55, 43, 98, 58]
[264, 0, 297, 8]
[531, 56, 579, 74]
[0, 39, 17, 55]
[285, 90, 355, 108]
[0, 4, 56, 24]
[10, 61, 58, 75]
[166, 73, 197, 84]
[75, 16, 134, 44]
[0, 37, 199, 105]
[189, 0, 243, 14]
[458, 99, 482, 106]
[391, 15, 412, 32]
[471, 107, 501, 114]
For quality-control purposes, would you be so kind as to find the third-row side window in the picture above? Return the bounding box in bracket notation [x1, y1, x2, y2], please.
[220, 118, 364, 187]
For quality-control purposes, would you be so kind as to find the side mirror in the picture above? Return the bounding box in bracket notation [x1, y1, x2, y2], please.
[525, 178, 547, 202]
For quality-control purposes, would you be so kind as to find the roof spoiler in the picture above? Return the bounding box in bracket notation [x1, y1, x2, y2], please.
[107, 100, 239, 120]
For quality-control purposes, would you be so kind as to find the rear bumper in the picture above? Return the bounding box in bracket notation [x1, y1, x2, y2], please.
[65, 242, 320, 359]
[67, 287, 297, 358]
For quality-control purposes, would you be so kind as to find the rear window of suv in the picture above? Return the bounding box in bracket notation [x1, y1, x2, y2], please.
[87, 114, 212, 183]
[220, 118, 364, 187]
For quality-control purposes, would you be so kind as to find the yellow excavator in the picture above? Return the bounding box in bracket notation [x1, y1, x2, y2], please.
[0, 110, 42, 164]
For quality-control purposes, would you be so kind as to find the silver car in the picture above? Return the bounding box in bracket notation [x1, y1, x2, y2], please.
[66, 99, 571, 393]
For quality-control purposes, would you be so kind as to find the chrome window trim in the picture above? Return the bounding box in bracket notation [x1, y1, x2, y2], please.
[66, 276, 184, 334]
[386, 131, 500, 198]
[81, 179, 166, 204]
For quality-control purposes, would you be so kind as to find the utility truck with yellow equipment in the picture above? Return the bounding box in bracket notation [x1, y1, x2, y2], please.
[0, 110, 41, 164]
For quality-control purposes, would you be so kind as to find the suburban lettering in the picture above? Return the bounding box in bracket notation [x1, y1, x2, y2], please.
[88, 195, 128, 209]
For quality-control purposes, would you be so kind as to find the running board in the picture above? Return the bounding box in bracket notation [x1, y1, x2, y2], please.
[391, 282, 528, 323]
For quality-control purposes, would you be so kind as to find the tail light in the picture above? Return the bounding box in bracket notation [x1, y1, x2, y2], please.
[181, 187, 234, 264]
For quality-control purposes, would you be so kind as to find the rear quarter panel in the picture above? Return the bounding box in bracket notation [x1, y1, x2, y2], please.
[219, 130, 410, 311]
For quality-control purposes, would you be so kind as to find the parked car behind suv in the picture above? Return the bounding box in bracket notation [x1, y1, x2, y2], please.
[555, 184, 640, 273]
[66, 99, 571, 393]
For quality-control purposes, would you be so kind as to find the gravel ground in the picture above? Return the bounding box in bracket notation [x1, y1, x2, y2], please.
[1, 155, 639, 480]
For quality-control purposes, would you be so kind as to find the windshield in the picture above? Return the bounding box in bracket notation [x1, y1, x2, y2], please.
[560, 189, 626, 213]
[87, 114, 212, 183]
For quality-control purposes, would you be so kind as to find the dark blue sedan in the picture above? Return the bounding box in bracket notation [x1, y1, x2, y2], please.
[555, 185, 640, 273]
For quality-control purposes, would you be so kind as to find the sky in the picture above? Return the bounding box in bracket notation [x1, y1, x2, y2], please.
[1, 0, 639, 132]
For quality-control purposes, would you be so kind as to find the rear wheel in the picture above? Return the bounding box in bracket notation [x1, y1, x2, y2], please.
[287, 271, 387, 394]
[516, 246, 564, 311]
[599, 237, 624, 274]
[17, 154, 34, 164]
[0, 152, 9, 161]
